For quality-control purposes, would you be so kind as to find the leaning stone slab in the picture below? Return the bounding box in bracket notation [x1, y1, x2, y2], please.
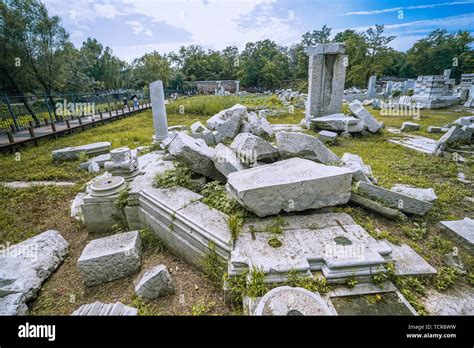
[355, 181, 433, 216]
[390, 184, 437, 202]
[434, 126, 471, 154]
[230, 133, 279, 165]
[207, 104, 247, 129]
[0, 230, 68, 302]
[134, 265, 175, 299]
[311, 114, 366, 133]
[167, 132, 223, 181]
[400, 122, 421, 132]
[439, 218, 474, 253]
[348, 100, 383, 133]
[386, 242, 437, 276]
[213, 113, 242, 143]
[212, 143, 247, 177]
[226, 158, 352, 217]
[341, 153, 377, 183]
[350, 193, 407, 220]
[52, 142, 111, 161]
[254, 286, 334, 316]
[276, 131, 339, 164]
[72, 301, 138, 316]
[77, 231, 141, 286]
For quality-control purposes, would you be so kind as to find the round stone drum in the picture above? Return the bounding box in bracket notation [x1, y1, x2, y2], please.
[254, 286, 334, 316]
[90, 176, 126, 197]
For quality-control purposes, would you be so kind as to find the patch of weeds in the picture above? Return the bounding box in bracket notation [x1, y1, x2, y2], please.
[139, 226, 165, 253]
[111, 185, 130, 231]
[130, 295, 153, 316]
[202, 241, 227, 286]
[402, 221, 427, 241]
[223, 270, 248, 306]
[429, 236, 453, 255]
[246, 267, 270, 298]
[380, 262, 428, 315]
[191, 299, 216, 316]
[373, 229, 401, 245]
[285, 270, 331, 295]
[433, 267, 458, 291]
[268, 237, 282, 248]
[227, 213, 243, 244]
[468, 273, 474, 286]
[202, 181, 246, 216]
[153, 162, 202, 192]
[346, 276, 358, 289]
[266, 215, 288, 235]
[366, 294, 383, 305]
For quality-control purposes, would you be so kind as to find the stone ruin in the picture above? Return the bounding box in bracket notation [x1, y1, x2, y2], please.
[305, 43, 347, 124]
[412, 70, 459, 109]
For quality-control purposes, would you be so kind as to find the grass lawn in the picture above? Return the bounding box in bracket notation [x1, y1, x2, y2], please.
[0, 95, 472, 315]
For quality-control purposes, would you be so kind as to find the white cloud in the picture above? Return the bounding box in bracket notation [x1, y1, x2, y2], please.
[344, 1, 473, 16]
[125, 20, 153, 36]
[121, 0, 299, 51]
[93, 3, 119, 19]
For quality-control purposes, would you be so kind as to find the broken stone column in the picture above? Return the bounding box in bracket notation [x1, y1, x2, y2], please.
[305, 43, 347, 123]
[150, 80, 169, 142]
[367, 76, 377, 98]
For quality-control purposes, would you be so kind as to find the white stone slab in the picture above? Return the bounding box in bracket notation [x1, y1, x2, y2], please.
[226, 158, 352, 217]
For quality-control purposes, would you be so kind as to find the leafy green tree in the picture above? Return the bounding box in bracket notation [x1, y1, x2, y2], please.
[407, 29, 474, 81]
[239, 40, 290, 89]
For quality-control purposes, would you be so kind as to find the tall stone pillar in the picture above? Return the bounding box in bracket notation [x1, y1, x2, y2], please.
[149, 80, 169, 142]
[236, 81, 240, 94]
[305, 43, 347, 123]
[367, 75, 377, 98]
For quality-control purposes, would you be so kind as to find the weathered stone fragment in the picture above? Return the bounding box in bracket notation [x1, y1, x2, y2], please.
[400, 122, 421, 132]
[52, 142, 111, 161]
[275, 131, 339, 164]
[318, 130, 338, 144]
[355, 181, 433, 215]
[311, 114, 366, 133]
[134, 265, 175, 299]
[226, 158, 352, 217]
[72, 301, 138, 316]
[212, 143, 247, 177]
[348, 100, 383, 133]
[77, 231, 141, 286]
[439, 218, 474, 253]
[340, 153, 377, 183]
[230, 133, 279, 165]
[167, 132, 223, 180]
[390, 185, 437, 202]
[190, 121, 215, 146]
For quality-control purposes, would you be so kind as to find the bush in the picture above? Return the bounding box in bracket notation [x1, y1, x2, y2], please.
[154, 162, 202, 192]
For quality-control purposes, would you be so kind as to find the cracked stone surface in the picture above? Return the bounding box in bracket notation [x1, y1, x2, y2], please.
[226, 158, 352, 217]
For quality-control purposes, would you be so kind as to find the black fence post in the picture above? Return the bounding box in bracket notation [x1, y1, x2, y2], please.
[6, 131, 14, 144]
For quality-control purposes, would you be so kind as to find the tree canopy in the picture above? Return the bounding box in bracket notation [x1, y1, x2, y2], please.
[1, 0, 473, 97]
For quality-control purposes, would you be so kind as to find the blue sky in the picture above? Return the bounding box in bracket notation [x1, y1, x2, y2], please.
[43, 0, 474, 62]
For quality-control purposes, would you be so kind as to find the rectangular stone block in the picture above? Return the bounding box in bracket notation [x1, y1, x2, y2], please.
[226, 158, 353, 217]
[77, 231, 141, 286]
[439, 218, 474, 253]
[355, 181, 432, 215]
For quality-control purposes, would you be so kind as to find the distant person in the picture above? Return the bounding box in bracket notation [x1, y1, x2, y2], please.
[133, 95, 138, 108]
[123, 96, 128, 107]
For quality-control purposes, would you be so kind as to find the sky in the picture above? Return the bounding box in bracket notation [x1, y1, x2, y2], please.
[42, 0, 474, 62]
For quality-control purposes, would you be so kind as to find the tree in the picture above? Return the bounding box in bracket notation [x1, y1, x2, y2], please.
[131, 51, 172, 88]
[407, 29, 474, 81]
[239, 40, 290, 89]
[334, 29, 368, 87]
[302, 25, 332, 46]
[363, 24, 396, 82]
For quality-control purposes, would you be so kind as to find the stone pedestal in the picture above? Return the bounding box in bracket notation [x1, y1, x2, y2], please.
[305, 43, 347, 123]
[82, 176, 128, 233]
[150, 80, 169, 142]
[104, 147, 140, 181]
